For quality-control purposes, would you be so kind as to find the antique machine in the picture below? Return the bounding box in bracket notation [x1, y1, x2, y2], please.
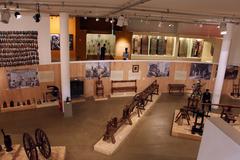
[46, 85, 59, 101]
[23, 128, 51, 160]
[231, 79, 240, 98]
[191, 110, 205, 135]
[103, 80, 159, 144]
[220, 106, 238, 123]
[96, 77, 104, 97]
[175, 108, 190, 125]
[191, 80, 203, 98]
[1, 129, 13, 152]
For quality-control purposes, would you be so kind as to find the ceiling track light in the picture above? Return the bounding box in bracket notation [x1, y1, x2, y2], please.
[33, 3, 41, 23]
[15, 4, 22, 19]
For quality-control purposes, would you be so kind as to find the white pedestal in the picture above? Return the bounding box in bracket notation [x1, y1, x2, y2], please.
[94, 94, 160, 155]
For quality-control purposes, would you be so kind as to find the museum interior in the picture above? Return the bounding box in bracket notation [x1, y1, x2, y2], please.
[0, 0, 240, 160]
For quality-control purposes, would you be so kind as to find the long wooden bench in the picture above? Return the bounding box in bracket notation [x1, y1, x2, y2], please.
[111, 80, 137, 94]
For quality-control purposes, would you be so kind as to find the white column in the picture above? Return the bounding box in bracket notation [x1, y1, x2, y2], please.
[173, 36, 179, 57]
[212, 23, 234, 106]
[60, 13, 71, 112]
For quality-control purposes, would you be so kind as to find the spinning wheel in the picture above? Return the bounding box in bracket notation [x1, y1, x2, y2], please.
[35, 128, 51, 158]
[23, 133, 38, 160]
[23, 129, 51, 160]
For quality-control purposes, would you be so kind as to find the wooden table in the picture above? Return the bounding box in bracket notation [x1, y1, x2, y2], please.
[168, 84, 186, 95]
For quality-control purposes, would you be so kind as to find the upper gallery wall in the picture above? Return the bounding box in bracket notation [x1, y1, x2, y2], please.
[0, 12, 51, 65]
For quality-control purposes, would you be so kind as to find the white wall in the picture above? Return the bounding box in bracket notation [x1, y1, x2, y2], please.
[228, 24, 240, 65]
[0, 12, 51, 64]
[197, 118, 240, 160]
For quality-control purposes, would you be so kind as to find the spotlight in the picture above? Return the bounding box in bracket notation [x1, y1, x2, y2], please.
[199, 24, 203, 28]
[116, 15, 124, 27]
[15, 11, 22, 19]
[168, 24, 174, 27]
[14, 4, 22, 19]
[33, 3, 41, 23]
[110, 18, 114, 23]
[158, 21, 162, 27]
[33, 13, 41, 23]
[105, 17, 109, 22]
[220, 22, 227, 35]
[96, 17, 99, 21]
[123, 17, 128, 26]
[84, 16, 88, 20]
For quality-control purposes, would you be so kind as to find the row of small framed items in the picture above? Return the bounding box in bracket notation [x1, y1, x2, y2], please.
[0, 31, 39, 68]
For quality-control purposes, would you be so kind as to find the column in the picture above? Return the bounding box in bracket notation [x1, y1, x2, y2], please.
[60, 13, 72, 116]
[212, 23, 234, 107]
[173, 36, 179, 57]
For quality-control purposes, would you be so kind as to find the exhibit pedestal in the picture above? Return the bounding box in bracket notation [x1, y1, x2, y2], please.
[110, 92, 136, 98]
[0, 145, 66, 160]
[64, 102, 72, 117]
[93, 96, 108, 101]
[94, 93, 160, 155]
[171, 110, 240, 141]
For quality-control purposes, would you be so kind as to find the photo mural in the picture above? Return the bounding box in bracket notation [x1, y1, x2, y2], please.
[189, 63, 212, 80]
[147, 62, 170, 77]
[85, 62, 111, 79]
[7, 68, 39, 89]
[86, 34, 115, 56]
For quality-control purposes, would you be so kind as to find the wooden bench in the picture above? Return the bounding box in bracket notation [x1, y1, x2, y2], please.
[168, 84, 186, 94]
[111, 80, 137, 94]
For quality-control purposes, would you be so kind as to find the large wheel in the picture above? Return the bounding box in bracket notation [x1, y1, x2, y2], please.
[23, 133, 38, 160]
[35, 128, 51, 159]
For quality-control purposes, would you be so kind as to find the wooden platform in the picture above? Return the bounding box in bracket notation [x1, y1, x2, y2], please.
[110, 92, 136, 98]
[1, 101, 59, 113]
[93, 96, 108, 101]
[0, 145, 66, 160]
[171, 110, 240, 141]
[94, 93, 161, 155]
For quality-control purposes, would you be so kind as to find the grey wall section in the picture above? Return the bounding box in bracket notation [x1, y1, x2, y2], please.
[0, 12, 51, 65]
[197, 118, 240, 160]
[228, 24, 240, 65]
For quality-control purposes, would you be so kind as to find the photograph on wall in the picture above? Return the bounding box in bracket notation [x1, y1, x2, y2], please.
[86, 34, 116, 56]
[147, 62, 170, 77]
[225, 65, 239, 79]
[189, 63, 212, 80]
[51, 34, 73, 50]
[85, 62, 110, 79]
[50, 34, 60, 50]
[7, 69, 39, 89]
[215, 65, 239, 79]
[69, 34, 73, 50]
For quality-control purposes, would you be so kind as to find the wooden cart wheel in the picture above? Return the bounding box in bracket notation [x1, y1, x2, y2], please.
[23, 133, 38, 160]
[35, 128, 51, 158]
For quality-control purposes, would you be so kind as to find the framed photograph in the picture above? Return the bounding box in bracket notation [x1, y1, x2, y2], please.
[69, 34, 73, 50]
[50, 34, 60, 50]
[189, 63, 212, 80]
[132, 65, 139, 73]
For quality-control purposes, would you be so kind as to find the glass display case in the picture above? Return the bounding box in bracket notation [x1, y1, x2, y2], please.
[132, 34, 175, 56]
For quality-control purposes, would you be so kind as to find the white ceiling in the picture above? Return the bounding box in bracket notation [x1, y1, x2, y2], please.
[1, 0, 240, 24]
